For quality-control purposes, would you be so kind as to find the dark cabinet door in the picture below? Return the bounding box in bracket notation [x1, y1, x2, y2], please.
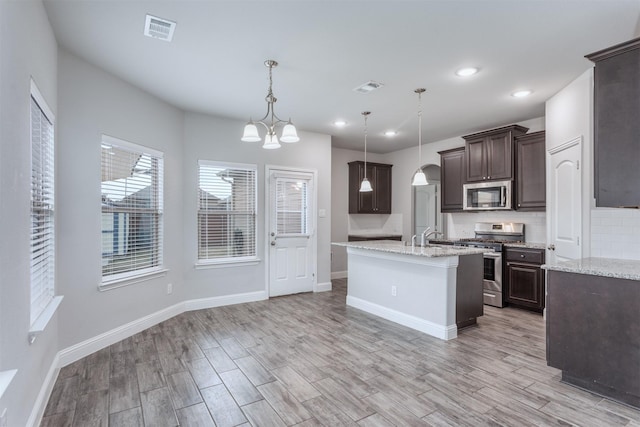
[373, 164, 392, 213]
[506, 262, 543, 309]
[348, 161, 392, 214]
[464, 137, 486, 182]
[486, 132, 512, 180]
[505, 248, 545, 312]
[439, 147, 465, 212]
[587, 38, 640, 207]
[515, 131, 546, 211]
[463, 125, 528, 183]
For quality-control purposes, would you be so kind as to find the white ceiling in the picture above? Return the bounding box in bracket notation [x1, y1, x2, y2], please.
[43, 0, 640, 154]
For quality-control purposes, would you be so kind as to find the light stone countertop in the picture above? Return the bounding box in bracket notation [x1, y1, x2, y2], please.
[542, 257, 640, 281]
[332, 240, 487, 258]
[504, 242, 547, 250]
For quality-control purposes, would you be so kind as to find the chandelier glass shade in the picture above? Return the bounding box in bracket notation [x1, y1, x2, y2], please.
[241, 60, 299, 148]
[412, 88, 428, 186]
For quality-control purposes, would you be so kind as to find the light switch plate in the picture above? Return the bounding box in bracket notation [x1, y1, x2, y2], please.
[318, 209, 326, 218]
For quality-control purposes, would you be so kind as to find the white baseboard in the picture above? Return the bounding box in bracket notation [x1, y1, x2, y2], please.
[32, 289, 268, 427]
[58, 302, 186, 368]
[346, 296, 458, 340]
[331, 270, 347, 279]
[26, 353, 60, 427]
[314, 281, 332, 292]
[184, 290, 268, 311]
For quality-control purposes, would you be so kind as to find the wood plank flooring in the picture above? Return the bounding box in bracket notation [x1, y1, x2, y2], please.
[41, 279, 640, 426]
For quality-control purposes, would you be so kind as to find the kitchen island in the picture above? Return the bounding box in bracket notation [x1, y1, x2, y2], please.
[332, 240, 486, 340]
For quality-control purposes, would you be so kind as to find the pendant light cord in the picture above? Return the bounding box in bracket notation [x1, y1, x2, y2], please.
[418, 90, 423, 167]
[364, 113, 368, 179]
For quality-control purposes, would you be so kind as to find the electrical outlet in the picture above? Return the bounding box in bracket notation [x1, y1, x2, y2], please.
[167, 283, 173, 294]
[1, 408, 7, 427]
[391, 285, 397, 297]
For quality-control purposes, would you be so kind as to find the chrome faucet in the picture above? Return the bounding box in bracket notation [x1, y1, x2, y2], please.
[420, 228, 431, 247]
[424, 230, 444, 240]
[411, 234, 417, 249]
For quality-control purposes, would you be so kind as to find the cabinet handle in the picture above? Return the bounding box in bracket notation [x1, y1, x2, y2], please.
[520, 254, 525, 258]
[483, 176, 486, 179]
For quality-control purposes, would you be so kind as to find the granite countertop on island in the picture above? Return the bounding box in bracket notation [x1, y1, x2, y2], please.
[332, 240, 487, 258]
[543, 257, 640, 281]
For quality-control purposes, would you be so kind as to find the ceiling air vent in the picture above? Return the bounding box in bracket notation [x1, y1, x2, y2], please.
[144, 14, 176, 42]
[353, 80, 385, 94]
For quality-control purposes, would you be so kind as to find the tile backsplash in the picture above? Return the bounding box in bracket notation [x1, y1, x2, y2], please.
[348, 214, 403, 235]
[447, 211, 546, 243]
[591, 208, 640, 260]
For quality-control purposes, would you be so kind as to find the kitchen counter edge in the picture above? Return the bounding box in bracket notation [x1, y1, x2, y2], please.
[542, 257, 640, 281]
[332, 241, 487, 258]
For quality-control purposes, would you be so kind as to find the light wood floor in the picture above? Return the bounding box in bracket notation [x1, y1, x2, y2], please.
[41, 279, 640, 426]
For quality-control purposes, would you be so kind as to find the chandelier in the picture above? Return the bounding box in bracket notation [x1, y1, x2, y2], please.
[241, 60, 299, 149]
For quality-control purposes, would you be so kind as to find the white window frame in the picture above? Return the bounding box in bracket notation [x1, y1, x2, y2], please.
[196, 160, 259, 268]
[29, 79, 63, 342]
[100, 135, 165, 289]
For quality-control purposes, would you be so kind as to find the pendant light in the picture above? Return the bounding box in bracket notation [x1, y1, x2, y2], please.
[412, 88, 428, 186]
[359, 111, 373, 192]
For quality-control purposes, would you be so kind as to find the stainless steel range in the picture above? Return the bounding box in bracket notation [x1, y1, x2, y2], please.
[454, 223, 525, 308]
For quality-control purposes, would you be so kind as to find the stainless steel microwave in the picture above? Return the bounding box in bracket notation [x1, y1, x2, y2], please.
[463, 180, 512, 211]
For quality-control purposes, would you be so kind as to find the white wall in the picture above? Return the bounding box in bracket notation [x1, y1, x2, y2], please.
[183, 113, 332, 296]
[331, 117, 547, 275]
[56, 49, 186, 349]
[330, 147, 387, 276]
[385, 117, 546, 242]
[0, 1, 59, 425]
[548, 67, 640, 261]
[545, 69, 593, 258]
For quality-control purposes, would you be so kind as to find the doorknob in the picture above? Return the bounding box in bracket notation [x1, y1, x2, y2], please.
[547, 244, 556, 251]
[271, 241, 276, 246]
[270, 232, 275, 237]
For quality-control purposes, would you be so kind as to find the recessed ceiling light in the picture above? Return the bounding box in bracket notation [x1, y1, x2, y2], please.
[455, 67, 479, 77]
[333, 120, 347, 127]
[384, 130, 397, 137]
[512, 90, 532, 98]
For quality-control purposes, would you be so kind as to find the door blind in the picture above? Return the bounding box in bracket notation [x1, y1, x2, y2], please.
[198, 161, 257, 261]
[276, 178, 309, 236]
[101, 137, 163, 281]
[30, 96, 55, 325]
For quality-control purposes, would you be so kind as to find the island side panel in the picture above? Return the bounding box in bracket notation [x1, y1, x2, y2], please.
[546, 270, 640, 408]
[345, 247, 459, 340]
[456, 253, 484, 328]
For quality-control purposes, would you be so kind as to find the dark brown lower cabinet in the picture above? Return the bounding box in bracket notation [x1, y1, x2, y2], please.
[547, 270, 640, 409]
[505, 247, 545, 313]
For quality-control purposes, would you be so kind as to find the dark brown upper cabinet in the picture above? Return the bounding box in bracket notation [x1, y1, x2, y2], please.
[463, 125, 529, 182]
[515, 131, 546, 211]
[348, 161, 392, 214]
[439, 147, 466, 212]
[587, 37, 640, 208]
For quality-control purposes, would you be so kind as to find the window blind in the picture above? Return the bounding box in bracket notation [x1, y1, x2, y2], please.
[276, 178, 309, 235]
[30, 95, 55, 325]
[101, 136, 163, 281]
[198, 161, 257, 262]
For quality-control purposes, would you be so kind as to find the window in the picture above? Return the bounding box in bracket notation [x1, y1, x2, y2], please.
[101, 136, 163, 284]
[198, 161, 257, 263]
[30, 83, 55, 325]
[275, 178, 309, 236]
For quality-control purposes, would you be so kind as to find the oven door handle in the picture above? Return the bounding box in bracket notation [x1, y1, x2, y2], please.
[483, 252, 502, 259]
